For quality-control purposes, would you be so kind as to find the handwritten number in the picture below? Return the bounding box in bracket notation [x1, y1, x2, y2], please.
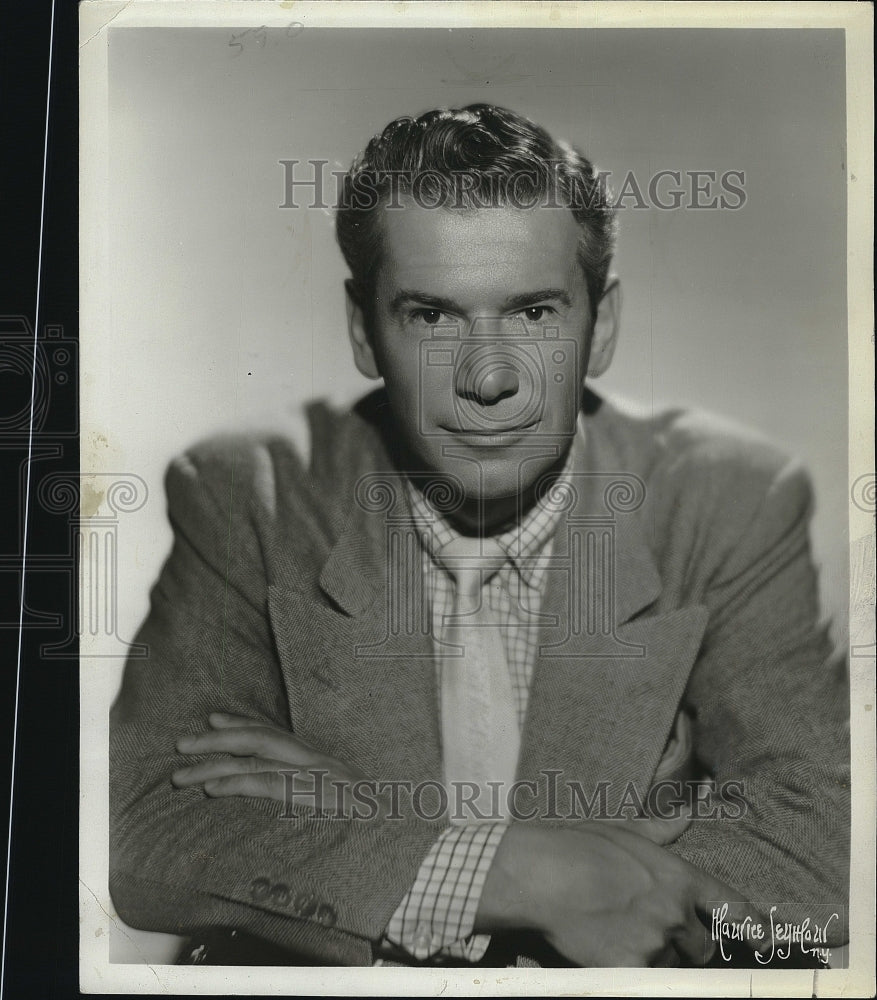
[229, 22, 303, 55]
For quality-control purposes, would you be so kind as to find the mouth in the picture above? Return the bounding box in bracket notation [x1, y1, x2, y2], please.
[444, 422, 538, 446]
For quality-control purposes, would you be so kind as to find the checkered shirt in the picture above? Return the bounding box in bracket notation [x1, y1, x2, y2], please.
[382, 435, 579, 963]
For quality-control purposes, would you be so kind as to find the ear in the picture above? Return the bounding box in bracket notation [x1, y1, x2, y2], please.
[587, 277, 621, 378]
[345, 279, 381, 381]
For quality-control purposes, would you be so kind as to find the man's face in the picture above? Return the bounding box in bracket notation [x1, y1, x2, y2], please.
[347, 199, 618, 516]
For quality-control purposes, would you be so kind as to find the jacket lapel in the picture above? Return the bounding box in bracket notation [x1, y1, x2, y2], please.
[267, 484, 444, 785]
[517, 604, 708, 815]
[516, 431, 709, 815]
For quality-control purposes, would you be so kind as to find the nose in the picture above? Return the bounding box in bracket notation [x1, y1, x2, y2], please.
[455, 354, 520, 405]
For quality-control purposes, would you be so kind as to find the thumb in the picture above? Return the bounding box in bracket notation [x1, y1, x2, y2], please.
[621, 810, 693, 845]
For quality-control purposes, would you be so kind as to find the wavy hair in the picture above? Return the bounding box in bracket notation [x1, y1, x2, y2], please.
[336, 104, 617, 320]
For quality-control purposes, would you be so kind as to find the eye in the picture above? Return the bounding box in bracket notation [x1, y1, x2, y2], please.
[411, 308, 445, 325]
[521, 306, 552, 322]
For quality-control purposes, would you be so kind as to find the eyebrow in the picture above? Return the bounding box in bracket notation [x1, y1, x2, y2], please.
[389, 290, 460, 314]
[503, 288, 571, 310]
[390, 288, 572, 314]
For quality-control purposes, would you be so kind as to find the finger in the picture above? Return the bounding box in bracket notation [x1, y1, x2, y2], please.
[201, 771, 350, 812]
[202, 771, 287, 802]
[176, 727, 318, 765]
[208, 712, 264, 728]
[638, 811, 692, 845]
[608, 811, 693, 845]
[671, 909, 716, 966]
[208, 712, 298, 737]
[172, 756, 294, 787]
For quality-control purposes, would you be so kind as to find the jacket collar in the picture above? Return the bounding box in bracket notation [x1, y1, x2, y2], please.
[316, 392, 662, 627]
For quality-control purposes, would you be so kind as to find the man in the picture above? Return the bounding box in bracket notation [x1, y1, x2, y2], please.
[109, 104, 849, 968]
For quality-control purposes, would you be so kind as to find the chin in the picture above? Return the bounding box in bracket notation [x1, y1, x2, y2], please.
[460, 472, 535, 506]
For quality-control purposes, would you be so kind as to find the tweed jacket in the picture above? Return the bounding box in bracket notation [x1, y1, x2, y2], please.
[109, 388, 850, 965]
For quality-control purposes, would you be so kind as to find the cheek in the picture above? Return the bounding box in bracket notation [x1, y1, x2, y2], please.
[374, 340, 444, 435]
[543, 374, 579, 432]
[381, 348, 425, 400]
[548, 331, 588, 390]
[372, 326, 414, 384]
[382, 339, 451, 404]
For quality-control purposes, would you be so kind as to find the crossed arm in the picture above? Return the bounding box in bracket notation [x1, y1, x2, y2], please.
[171, 711, 756, 967]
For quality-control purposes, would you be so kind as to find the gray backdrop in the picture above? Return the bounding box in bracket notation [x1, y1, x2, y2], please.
[100, 26, 848, 674]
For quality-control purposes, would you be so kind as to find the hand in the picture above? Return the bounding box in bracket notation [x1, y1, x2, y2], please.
[172, 713, 369, 815]
[477, 817, 764, 967]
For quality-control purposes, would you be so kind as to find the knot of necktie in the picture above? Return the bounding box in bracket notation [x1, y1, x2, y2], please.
[435, 535, 507, 604]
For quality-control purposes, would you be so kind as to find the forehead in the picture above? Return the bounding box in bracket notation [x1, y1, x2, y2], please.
[376, 200, 584, 301]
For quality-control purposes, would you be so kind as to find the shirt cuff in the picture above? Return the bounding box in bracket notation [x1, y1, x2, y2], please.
[384, 822, 508, 962]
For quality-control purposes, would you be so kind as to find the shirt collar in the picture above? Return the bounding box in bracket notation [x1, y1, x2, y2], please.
[406, 422, 583, 588]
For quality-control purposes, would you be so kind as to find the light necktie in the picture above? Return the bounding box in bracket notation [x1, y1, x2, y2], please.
[436, 535, 522, 824]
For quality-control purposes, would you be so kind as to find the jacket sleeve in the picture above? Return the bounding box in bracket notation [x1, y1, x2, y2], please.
[109, 440, 444, 964]
[664, 451, 850, 942]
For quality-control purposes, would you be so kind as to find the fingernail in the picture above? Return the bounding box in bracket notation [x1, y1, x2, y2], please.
[177, 736, 195, 751]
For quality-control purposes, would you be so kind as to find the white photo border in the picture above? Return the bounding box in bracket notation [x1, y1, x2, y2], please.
[79, 2, 875, 995]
